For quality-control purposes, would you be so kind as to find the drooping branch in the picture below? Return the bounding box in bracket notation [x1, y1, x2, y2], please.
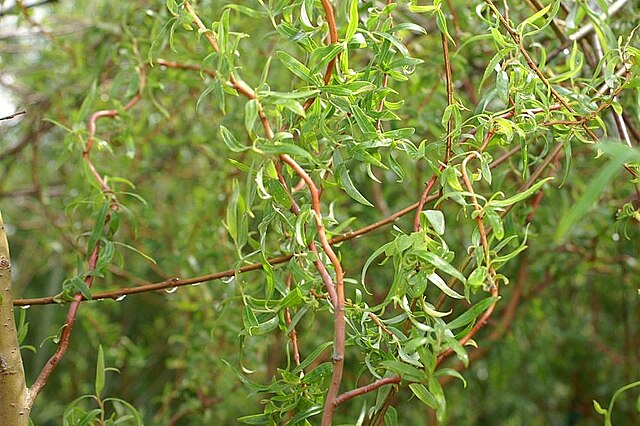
[485, 0, 598, 142]
[180, 4, 345, 423]
[26, 68, 146, 408]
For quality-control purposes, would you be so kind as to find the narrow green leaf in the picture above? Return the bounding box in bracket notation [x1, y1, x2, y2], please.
[220, 126, 248, 152]
[429, 376, 447, 421]
[434, 368, 467, 387]
[244, 99, 258, 138]
[380, 360, 426, 381]
[276, 51, 311, 82]
[421, 210, 445, 235]
[372, 31, 409, 56]
[95, 345, 105, 397]
[350, 104, 377, 135]
[411, 250, 466, 283]
[237, 413, 271, 425]
[75, 80, 98, 126]
[485, 208, 504, 240]
[408, 2, 438, 13]
[428, 272, 464, 299]
[292, 341, 332, 375]
[336, 164, 374, 207]
[489, 177, 554, 208]
[555, 146, 637, 241]
[289, 405, 322, 424]
[447, 296, 498, 330]
[362, 242, 393, 285]
[345, 0, 359, 43]
[310, 43, 344, 74]
[87, 203, 108, 254]
[467, 267, 488, 287]
[409, 383, 437, 408]
[256, 141, 314, 160]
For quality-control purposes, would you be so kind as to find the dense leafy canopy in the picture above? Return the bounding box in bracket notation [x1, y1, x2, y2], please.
[1, 0, 639, 424]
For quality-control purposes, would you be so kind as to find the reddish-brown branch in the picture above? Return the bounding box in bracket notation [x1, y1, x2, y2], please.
[284, 274, 302, 370]
[13, 134, 536, 309]
[183, 2, 256, 100]
[275, 164, 338, 308]
[302, 0, 339, 111]
[279, 155, 346, 426]
[83, 68, 146, 199]
[156, 58, 216, 78]
[430, 152, 500, 365]
[13, 199, 434, 307]
[27, 238, 104, 406]
[26, 69, 146, 408]
[436, 286, 499, 364]
[369, 312, 394, 337]
[413, 171, 441, 232]
[320, 0, 338, 84]
[412, 29, 456, 233]
[334, 376, 401, 407]
[181, 5, 344, 424]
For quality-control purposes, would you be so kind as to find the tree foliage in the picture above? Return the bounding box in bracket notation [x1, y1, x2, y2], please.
[0, 0, 639, 424]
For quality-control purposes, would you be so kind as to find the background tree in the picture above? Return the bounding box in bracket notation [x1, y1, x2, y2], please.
[0, 0, 638, 424]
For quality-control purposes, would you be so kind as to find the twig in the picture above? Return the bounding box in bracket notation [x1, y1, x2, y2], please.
[460, 153, 489, 262]
[334, 376, 401, 407]
[301, 0, 339, 111]
[13, 199, 431, 306]
[156, 58, 216, 78]
[0, 0, 58, 17]
[413, 171, 441, 232]
[279, 155, 346, 426]
[284, 274, 302, 371]
[180, 4, 345, 423]
[26, 68, 146, 408]
[442, 33, 455, 164]
[0, 110, 26, 121]
[485, 0, 598, 142]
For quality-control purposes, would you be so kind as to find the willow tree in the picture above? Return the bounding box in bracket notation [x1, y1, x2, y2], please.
[1, 0, 639, 424]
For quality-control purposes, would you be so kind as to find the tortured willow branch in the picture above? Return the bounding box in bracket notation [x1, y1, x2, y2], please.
[26, 68, 147, 407]
[180, 3, 346, 424]
[14, 125, 539, 307]
[13, 199, 421, 306]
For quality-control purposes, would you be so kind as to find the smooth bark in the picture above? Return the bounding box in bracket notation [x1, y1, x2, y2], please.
[0, 211, 29, 424]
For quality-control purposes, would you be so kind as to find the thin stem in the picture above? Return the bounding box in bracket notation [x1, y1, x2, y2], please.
[13, 199, 432, 306]
[181, 4, 345, 423]
[334, 376, 401, 407]
[460, 153, 489, 262]
[0, 110, 26, 121]
[302, 0, 339, 111]
[485, 0, 598, 142]
[442, 32, 454, 164]
[27, 241, 104, 406]
[27, 68, 146, 407]
[279, 155, 346, 426]
[284, 274, 302, 371]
